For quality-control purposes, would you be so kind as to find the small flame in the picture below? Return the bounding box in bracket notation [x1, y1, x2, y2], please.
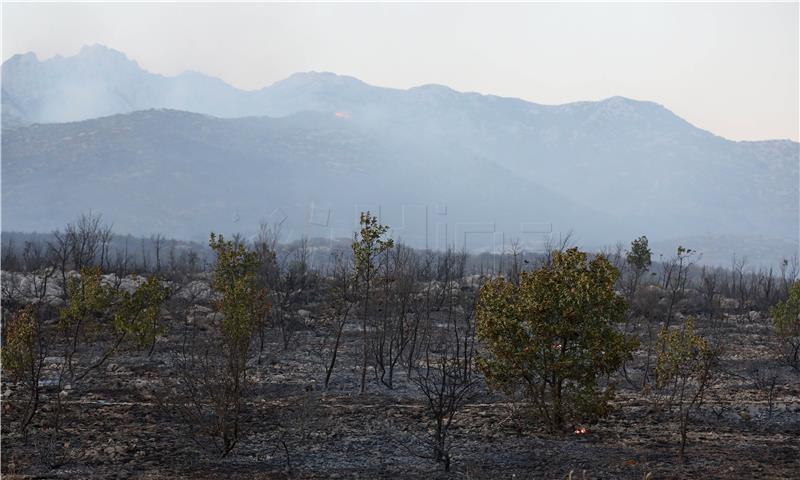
[574, 427, 588, 435]
[335, 111, 351, 119]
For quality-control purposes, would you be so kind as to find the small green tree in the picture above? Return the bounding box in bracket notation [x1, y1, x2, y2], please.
[771, 281, 800, 369]
[59, 268, 118, 380]
[626, 235, 652, 298]
[655, 319, 718, 461]
[113, 275, 171, 355]
[477, 248, 635, 431]
[352, 212, 394, 393]
[2, 305, 37, 386]
[209, 232, 269, 453]
[209, 233, 268, 362]
[1, 305, 42, 435]
[171, 233, 269, 457]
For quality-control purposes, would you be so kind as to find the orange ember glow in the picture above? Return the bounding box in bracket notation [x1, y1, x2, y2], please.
[574, 427, 588, 435]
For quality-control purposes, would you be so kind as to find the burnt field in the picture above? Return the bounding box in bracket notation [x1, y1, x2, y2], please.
[3, 5, 800, 480]
[2, 304, 799, 479]
[2, 226, 799, 479]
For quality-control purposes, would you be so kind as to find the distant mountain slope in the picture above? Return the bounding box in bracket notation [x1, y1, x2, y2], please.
[1, 46, 256, 124]
[2, 109, 621, 247]
[2, 45, 798, 264]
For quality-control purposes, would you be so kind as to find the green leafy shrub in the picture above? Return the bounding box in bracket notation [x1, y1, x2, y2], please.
[170, 233, 269, 457]
[1, 305, 45, 435]
[59, 267, 114, 338]
[655, 319, 718, 460]
[476, 247, 636, 431]
[209, 233, 270, 367]
[113, 275, 171, 352]
[2, 305, 37, 383]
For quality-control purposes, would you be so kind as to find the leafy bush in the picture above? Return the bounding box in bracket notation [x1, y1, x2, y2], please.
[655, 318, 718, 460]
[59, 268, 114, 336]
[209, 233, 269, 363]
[1, 305, 42, 434]
[476, 247, 636, 431]
[113, 275, 171, 353]
[170, 233, 269, 456]
[2, 305, 37, 383]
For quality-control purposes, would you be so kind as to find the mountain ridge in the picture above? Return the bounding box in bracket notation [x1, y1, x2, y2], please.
[2, 45, 798, 266]
[4, 44, 782, 144]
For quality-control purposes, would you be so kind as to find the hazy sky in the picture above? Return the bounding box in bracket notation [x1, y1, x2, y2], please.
[3, 2, 798, 141]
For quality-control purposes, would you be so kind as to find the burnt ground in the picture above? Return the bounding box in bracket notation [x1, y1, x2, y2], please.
[2, 313, 799, 479]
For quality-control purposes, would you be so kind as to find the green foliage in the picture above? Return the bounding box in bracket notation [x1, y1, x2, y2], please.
[176, 233, 270, 456]
[59, 267, 115, 337]
[476, 247, 635, 431]
[626, 235, 652, 272]
[352, 211, 394, 281]
[209, 233, 269, 350]
[351, 212, 394, 393]
[1, 305, 37, 382]
[1, 304, 45, 436]
[60, 267, 169, 349]
[10, 268, 169, 436]
[655, 318, 718, 459]
[113, 275, 171, 349]
[626, 235, 652, 298]
[771, 281, 800, 368]
[655, 320, 714, 390]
